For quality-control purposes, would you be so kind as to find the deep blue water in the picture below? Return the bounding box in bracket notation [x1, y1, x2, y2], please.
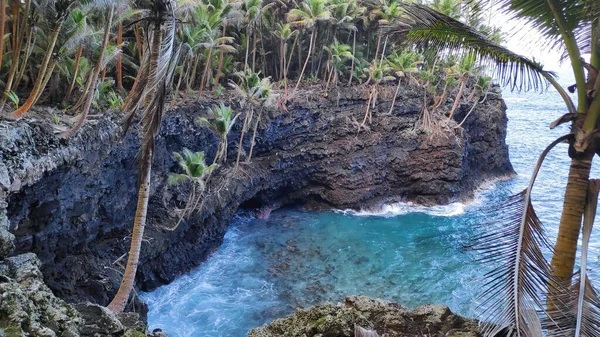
[142, 69, 600, 337]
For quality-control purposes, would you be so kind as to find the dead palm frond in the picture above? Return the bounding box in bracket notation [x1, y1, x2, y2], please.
[469, 135, 571, 337]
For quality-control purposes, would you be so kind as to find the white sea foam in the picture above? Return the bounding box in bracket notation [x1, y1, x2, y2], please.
[337, 201, 466, 217]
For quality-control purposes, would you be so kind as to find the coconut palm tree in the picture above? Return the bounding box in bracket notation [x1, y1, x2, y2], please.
[10, 0, 75, 118]
[273, 22, 296, 97]
[229, 69, 270, 167]
[446, 52, 481, 120]
[287, 0, 331, 94]
[197, 103, 239, 164]
[385, 2, 600, 336]
[0, 0, 31, 111]
[360, 59, 391, 128]
[166, 148, 216, 230]
[107, 0, 180, 314]
[61, 1, 118, 138]
[242, 0, 263, 72]
[386, 49, 422, 113]
[323, 38, 353, 94]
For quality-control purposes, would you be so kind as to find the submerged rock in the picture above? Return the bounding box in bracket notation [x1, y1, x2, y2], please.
[249, 295, 480, 337]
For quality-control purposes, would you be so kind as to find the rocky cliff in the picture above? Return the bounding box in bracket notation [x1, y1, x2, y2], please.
[0, 84, 512, 333]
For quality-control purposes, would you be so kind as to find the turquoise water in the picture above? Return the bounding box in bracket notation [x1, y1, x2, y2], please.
[142, 70, 600, 337]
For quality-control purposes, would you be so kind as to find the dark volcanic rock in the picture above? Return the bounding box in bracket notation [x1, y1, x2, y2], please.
[1, 85, 512, 310]
[249, 295, 480, 337]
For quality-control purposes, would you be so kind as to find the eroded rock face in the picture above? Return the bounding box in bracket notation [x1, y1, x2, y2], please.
[2, 85, 512, 310]
[249, 295, 480, 337]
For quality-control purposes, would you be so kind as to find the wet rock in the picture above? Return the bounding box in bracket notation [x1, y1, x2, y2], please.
[249, 296, 480, 337]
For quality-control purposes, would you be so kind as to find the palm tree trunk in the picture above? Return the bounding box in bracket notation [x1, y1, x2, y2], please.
[293, 29, 315, 94]
[32, 61, 56, 104]
[244, 26, 251, 72]
[14, 22, 34, 88]
[283, 40, 289, 99]
[247, 107, 261, 162]
[388, 79, 402, 114]
[447, 77, 466, 120]
[60, 5, 114, 138]
[236, 107, 253, 168]
[252, 31, 257, 72]
[11, 17, 65, 118]
[348, 30, 356, 86]
[188, 55, 200, 89]
[9, 0, 17, 52]
[122, 66, 145, 112]
[222, 137, 228, 164]
[107, 150, 153, 313]
[65, 46, 84, 101]
[324, 62, 334, 94]
[116, 23, 124, 91]
[373, 35, 381, 61]
[550, 156, 593, 281]
[170, 58, 188, 109]
[199, 49, 212, 92]
[286, 34, 297, 78]
[213, 25, 227, 88]
[279, 39, 285, 82]
[0, 0, 6, 78]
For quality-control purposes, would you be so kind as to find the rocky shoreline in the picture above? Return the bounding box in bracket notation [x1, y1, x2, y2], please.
[0, 84, 512, 335]
[249, 295, 480, 337]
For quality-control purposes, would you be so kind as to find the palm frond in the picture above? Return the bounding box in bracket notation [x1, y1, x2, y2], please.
[123, 0, 179, 172]
[480, 0, 589, 56]
[383, 4, 554, 92]
[469, 135, 571, 337]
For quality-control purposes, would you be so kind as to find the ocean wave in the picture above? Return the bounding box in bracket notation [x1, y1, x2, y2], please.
[336, 201, 466, 217]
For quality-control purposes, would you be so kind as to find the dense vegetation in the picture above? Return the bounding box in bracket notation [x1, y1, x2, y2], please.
[0, 0, 499, 130]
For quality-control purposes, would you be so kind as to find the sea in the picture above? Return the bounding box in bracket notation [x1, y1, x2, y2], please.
[141, 67, 600, 337]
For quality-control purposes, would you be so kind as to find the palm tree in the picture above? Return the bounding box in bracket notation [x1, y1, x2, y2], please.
[385, 3, 600, 336]
[0, 0, 31, 111]
[199, 33, 236, 92]
[197, 103, 239, 164]
[229, 69, 270, 167]
[166, 149, 216, 230]
[287, 0, 331, 95]
[273, 22, 296, 97]
[11, 0, 75, 118]
[243, 0, 262, 72]
[447, 53, 481, 120]
[360, 59, 391, 129]
[323, 38, 353, 94]
[107, 0, 180, 314]
[61, 1, 117, 138]
[386, 50, 422, 114]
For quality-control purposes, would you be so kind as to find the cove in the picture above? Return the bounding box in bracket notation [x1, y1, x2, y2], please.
[143, 70, 600, 336]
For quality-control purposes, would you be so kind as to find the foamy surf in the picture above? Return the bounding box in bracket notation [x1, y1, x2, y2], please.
[337, 201, 466, 217]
